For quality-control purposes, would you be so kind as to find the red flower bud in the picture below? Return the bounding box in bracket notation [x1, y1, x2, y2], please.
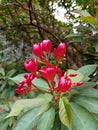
[53, 43, 66, 59]
[74, 82, 83, 87]
[41, 40, 52, 53]
[24, 59, 38, 73]
[18, 81, 25, 89]
[24, 73, 34, 87]
[69, 73, 77, 77]
[0, 107, 3, 112]
[16, 87, 28, 94]
[32, 43, 43, 58]
[56, 76, 72, 92]
[39, 64, 56, 81]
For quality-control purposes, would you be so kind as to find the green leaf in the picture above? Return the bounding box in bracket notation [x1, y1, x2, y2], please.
[38, 104, 50, 115]
[79, 10, 91, 17]
[65, 69, 84, 82]
[13, 107, 41, 130]
[80, 16, 97, 25]
[7, 69, 16, 77]
[78, 65, 97, 77]
[75, 82, 96, 90]
[71, 102, 98, 130]
[66, 34, 84, 38]
[61, 124, 69, 130]
[93, 114, 98, 121]
[0, 68, 5, 76]
[80, 88, 98, 98]
[59, 96, 72, 130]
[6, 95, 52, 118]
[72, 96, 98, 114]
[9, 73, 25, 84]
[37, 107, 55, 130]
[32, 78, 49, 91]
[52, 113, 61, 130]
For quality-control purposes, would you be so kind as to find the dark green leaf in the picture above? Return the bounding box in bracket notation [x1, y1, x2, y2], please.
[61, 124, 69, 130]
[71, 102, 98, 130]
[66, 34, 84, 38]
[7, 69, 16, 77]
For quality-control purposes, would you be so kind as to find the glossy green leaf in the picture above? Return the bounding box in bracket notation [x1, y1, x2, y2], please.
[13, 107, 41, 130]
[64, 69, 84, 82]
[37, 107, 55, 130]
[80, 88, 98, 98]
[59, 96, 72, 130]
[32, 78, 49, 91]
[73, 96, 98, 114]
[71, 102, 98, 130]
[78, 65, 97, 77]
[6, 95, 52, 118]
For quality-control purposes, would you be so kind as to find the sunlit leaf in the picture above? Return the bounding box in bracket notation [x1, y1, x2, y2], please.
[6, 94, 52, 118]
[59, 96, 72, 130]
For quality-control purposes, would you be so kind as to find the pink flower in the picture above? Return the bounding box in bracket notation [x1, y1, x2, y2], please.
[56, 76, 72, 92]
[53, 43, 66, 59]
[39, 64, 56, 81]
[24, 59, 38, 73]
[32, 43, 43, 58]
[41, 40, 52, 53]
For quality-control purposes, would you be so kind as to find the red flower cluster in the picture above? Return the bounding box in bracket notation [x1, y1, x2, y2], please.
[16, 73, 34, 94]
[16, 39, 83, 95]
